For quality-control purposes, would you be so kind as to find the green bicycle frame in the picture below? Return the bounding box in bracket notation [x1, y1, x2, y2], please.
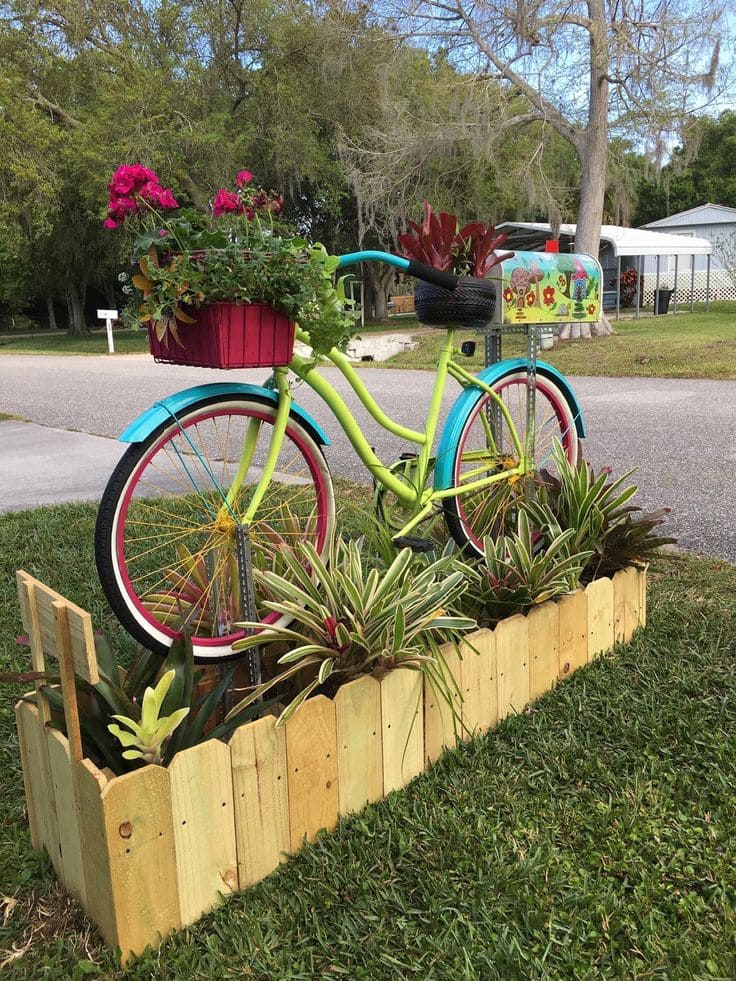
[237, 328, 528, 535]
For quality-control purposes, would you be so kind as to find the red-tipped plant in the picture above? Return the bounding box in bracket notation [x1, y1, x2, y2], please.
[398, 201, 513, 277]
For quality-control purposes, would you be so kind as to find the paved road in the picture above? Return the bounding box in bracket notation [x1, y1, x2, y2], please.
[1, 353, 734, 560]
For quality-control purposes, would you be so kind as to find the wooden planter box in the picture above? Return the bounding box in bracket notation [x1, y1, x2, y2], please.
[14, 566, 646, 962]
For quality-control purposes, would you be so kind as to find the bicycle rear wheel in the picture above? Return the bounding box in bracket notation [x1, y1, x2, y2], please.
[443, 368, 579, 557]
[95, 394, 335, 661]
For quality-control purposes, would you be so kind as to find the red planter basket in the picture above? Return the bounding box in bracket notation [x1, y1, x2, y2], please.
[148, 302, 296, 369]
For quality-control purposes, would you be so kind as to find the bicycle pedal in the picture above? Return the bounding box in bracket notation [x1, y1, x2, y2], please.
[392, 536, 435, 553]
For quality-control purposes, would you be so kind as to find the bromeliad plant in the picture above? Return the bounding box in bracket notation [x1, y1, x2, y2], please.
[398, 200, 513, 276]
[8, 632, 269, 774]
[528, 442, 675, 582]
[108, 669, 189, 765]
[104, 164, 355, 353]
[226, 537, 477, 726]
[464, 507, 593, 623]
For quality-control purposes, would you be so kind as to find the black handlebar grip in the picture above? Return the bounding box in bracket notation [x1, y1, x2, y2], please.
[407, 260, 459, 291]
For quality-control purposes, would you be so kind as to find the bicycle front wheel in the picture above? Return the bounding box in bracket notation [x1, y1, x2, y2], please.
[443, 367, 580, 557]
[95, 394, 335, 661]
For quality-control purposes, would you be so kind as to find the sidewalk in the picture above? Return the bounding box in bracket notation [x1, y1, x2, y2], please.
[0, 420, 125, 512]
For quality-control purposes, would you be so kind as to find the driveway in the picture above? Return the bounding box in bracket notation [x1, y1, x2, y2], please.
[1, 353, 734, 560]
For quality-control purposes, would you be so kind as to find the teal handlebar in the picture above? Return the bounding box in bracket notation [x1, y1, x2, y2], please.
[337, 250, 461, 291]
[337, 251, 410, 270]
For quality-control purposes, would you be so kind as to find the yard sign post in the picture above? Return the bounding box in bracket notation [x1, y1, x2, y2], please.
[97, 309, 118, 354]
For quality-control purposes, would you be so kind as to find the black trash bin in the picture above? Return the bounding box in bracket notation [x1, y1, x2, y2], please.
[654, 288, 674, 315]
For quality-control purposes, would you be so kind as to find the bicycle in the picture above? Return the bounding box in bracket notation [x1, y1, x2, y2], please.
[94, 250, 586, 661]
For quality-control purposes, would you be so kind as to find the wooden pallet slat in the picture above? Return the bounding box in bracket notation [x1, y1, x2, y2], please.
[73, 759, 117, 950]
[613, 567, 640, 644]
[381, 668, 424, 792]
[14, 701, 43, 849]
[558, 590, 589, 679]
[334, 676, 383, 816]
[495, 614, 530, 720]
[585, 577, 615, 661]
[423, 643, 462, 766]
[231, 716, 290, 888]
[17, 571, 98, 683]
[637, 567, 648, 628]
[46, 728, 87, 905]
[169, 740, 238, 925]
[458, 629, 497, 736]
[527, 601, 560, 701]
[285, 696, 339, 851]
[14, 700, 61, 864]
[97, 765, 181, 960]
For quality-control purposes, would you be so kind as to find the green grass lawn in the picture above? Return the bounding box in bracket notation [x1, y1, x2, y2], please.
[380, 303, 736, 379]
[2, 304, 735, 380]
[0, 329, 149, 356]
[2, 498, 736, 977]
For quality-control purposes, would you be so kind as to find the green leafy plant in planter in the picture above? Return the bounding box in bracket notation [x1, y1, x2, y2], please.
[105, 164, 355, 353]
[226, 537, 477, 726]
[6, 632, 269, 774]
[461, 506, 593, 624]
[528, 442, 676, 582]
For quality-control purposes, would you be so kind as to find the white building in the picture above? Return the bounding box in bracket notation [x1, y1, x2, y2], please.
[642, 203, 736, 301]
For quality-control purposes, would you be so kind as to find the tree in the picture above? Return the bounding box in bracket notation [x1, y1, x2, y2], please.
[634, 111, 736, 225]
[395, 0, 727, 261]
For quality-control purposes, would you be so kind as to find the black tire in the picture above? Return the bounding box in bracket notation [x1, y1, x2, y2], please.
[443, 369, 580, 558]
[95, 394, 335, 661]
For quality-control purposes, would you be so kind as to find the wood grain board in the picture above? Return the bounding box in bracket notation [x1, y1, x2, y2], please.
[231, 716, 290, 887]
[558, 590, 589, 679]
[527, 602, 560, 701]
[334, 676, 383, 815]
[495, 614, 530, 720]
[381, 668, 424, 792]
[169, 740, 238, 924]
[586, 577, 614, 661]
[285, 695, 339, 850]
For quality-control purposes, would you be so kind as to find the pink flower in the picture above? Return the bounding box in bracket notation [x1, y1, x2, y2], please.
[103, 217, 119, 229]
[212, 188, 244, 217]
[270, 195, 284, 214]
[139, 180, 164, 203]
[158, 228, 169, 237]
[157, 188, 179, 209]
[107, 196, 139, 220]
[109, 163, 159, 196]
[235, 170, 254, 187]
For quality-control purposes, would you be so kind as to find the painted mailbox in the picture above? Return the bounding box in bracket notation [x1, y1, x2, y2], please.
[494, 251, 602, 324]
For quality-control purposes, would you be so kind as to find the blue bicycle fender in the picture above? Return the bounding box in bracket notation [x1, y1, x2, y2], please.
[119, 382, 330, 446]
[434, 359, 585, 491]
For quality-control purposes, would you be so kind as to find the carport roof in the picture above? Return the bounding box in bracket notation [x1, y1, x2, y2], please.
[496, 222, 712, 257]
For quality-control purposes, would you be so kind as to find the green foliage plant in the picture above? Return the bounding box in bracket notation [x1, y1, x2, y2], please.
[9, 632, 268, 774]
[104, 165, 355, 353]
[108, 669, 189, 765]
[465, 507, 593, 623]
[528, 442, 675, 582]
[227, 537, 477, 726]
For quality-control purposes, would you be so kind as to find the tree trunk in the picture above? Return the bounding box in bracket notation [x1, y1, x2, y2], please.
[573, 1, 614, 336]
[46, 297, 57, 330]
[67, 284, 88, 335]
[363, 263, 395, 323]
